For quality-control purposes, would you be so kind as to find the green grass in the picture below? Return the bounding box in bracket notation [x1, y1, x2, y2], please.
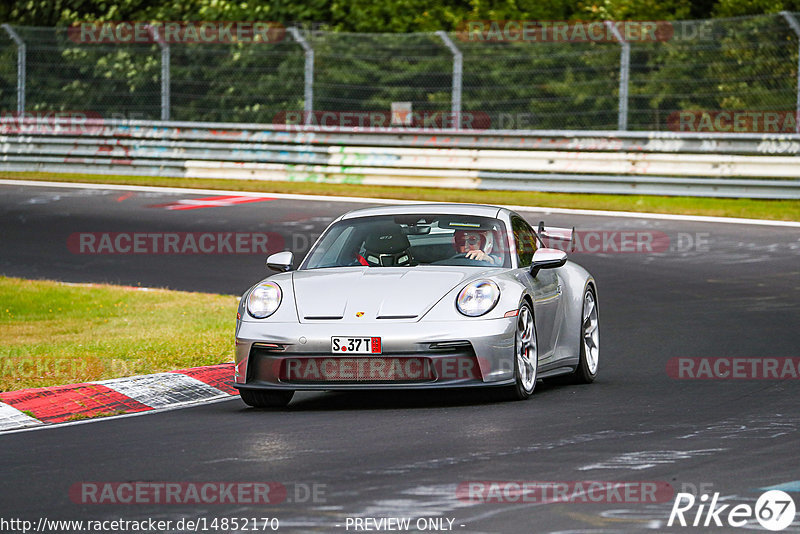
[3, 171, 799, 221]
[0, 276, 237, 392]
[65, 410, 127, 421]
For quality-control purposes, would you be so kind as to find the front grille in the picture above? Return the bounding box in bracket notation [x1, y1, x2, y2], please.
[246, 343, 483, 385]
[280, 356, 435, 383]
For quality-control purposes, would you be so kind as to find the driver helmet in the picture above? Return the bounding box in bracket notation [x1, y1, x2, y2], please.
[453, 229, 492, 253]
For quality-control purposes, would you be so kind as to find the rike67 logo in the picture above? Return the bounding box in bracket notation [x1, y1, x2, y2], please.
[668, 490, 796, 531]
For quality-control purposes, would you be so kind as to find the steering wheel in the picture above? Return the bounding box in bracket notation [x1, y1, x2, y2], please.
[438, 253, 490, 266]
[453, 252, 495, 261]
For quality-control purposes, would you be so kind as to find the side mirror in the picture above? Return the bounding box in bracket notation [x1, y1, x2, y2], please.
[530, 248, 567, 276]
[266, 251, 294, 272]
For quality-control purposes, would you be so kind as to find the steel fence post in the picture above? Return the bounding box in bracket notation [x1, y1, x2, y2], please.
[781, 11, 800, 133]
[436, 31, 463, 129]
[147, 25, 171, 121]
[1, 24, 26, 113]
[605, 21, 629, 131]
[288, 28, 314, 126]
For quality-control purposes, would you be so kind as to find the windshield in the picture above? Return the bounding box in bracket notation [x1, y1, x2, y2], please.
[302, 214, 512, 269]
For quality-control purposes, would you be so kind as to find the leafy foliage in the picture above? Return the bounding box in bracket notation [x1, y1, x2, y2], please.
[0, 2, 798, 129]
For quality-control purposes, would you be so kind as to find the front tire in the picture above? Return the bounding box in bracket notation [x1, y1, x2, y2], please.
[240, 389, 294, 408]
[504, 302, 538, 401]
[571, 286, 599, 384]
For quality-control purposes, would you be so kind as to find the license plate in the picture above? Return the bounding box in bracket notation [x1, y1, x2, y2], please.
[331, 337, 381, 354]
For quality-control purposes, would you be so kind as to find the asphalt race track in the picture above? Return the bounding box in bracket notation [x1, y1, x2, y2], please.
[1, 182, 799, 533]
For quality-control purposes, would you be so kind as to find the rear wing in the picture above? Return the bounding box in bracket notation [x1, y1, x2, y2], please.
[537, 221, 575, 252]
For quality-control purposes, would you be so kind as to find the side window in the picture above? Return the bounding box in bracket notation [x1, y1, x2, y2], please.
[511, 216, 537, 267]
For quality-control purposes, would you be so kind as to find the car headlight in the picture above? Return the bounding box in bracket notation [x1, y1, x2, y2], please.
[247, 282, 282, 318]
[456, 280, 500, 317]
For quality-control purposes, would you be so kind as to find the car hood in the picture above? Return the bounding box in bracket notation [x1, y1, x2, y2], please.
[292, 266, 494, 323]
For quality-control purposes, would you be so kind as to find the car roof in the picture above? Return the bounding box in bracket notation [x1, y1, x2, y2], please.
[340, 203, 507, 220]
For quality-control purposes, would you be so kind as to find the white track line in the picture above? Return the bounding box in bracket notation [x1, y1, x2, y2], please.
[1, 178, 798, 227]
[0, 179, 416, 205]
[505, 203, 800, 227]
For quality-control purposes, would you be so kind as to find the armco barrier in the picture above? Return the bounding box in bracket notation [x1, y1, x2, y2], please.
[1, 119, 799, 198]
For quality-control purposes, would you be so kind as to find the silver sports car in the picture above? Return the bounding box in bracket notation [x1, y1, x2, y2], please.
[234, 204, 598, 407]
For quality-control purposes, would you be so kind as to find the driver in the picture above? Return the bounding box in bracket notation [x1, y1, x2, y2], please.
[453, 229, 500, 264]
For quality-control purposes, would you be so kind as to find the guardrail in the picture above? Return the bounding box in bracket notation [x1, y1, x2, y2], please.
[1, 119, 799, 198]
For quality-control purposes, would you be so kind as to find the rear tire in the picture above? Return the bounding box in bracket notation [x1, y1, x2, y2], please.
[503, 302, 538, 401]
[570, 286, 599, 384]
[240, 389, 294, 408]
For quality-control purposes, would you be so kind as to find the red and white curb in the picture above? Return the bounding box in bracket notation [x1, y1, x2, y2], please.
[0, 363, 237, 432]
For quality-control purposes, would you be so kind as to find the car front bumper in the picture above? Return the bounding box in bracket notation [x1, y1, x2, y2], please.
[234, 317, 517, 391]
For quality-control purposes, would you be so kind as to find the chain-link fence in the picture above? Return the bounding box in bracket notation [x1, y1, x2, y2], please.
[1, 13, 799, 131]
